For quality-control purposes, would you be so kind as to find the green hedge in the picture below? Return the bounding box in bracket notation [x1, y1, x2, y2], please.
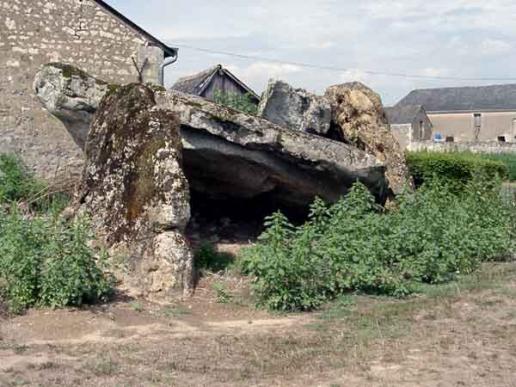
[480, 153, 516, 181]
[407, 151, 508, 188]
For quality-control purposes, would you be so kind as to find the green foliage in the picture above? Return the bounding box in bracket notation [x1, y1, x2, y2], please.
[194, 242, 234, 273]
[213, 90, 259, 115]
[0, 154, 113, 313]
[0, 154, 70, 214]
[241, 178, 514, 311]
[480, 153, 516, 181]
[0, 210, 113, 313]
[0, 154, 45, 203]
[406, 151, 508, 189]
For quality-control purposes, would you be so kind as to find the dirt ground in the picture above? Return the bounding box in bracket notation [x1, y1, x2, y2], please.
[1, 262, 515, 387]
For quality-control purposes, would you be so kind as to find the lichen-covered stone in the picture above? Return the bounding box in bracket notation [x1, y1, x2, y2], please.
[258, 79, 332, 135]
[34, 63, 110, 149]
[325, 82, 413, 195]
[76, 83, 193, 297]
[156, 90, 388, 206]
[35, 65, 389, 207]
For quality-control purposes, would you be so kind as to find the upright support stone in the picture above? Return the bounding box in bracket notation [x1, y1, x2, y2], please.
[76, 83, 193, 297]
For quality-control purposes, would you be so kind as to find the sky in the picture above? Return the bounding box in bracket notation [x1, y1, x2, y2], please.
[106, 0, 516, 105]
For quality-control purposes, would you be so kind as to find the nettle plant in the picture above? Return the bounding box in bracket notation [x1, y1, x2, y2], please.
[0, 154, 113, 313]
[241, 176, 514, 312]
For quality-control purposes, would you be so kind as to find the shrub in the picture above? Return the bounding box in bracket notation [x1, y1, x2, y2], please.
[0, 209, 113, 313]
[480, 153, 516, 181]
[241, 178, 514, 311]
[0, 154, 45, 203]
[406, 151, 508, 189]
[0, 154, 113, 313]
[213, 91, 259, 115]
[0, 154, 70, 213]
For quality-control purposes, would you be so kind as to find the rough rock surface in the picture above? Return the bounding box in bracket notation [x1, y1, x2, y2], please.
[325, 82, 413, 194]
[258, 79, 332, 135]
[155, 91, 387, 205]
[76, 83, 193, 297]
[35, 64, 389, 207]
[34, 63, 111, 149]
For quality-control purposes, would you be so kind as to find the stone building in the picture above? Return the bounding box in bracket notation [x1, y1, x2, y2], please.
[0, 0, 178, 179]
[385, 105, 433, 149]
[396, 84, 516, 143]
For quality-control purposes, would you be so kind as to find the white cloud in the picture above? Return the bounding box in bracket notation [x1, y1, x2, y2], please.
[108, 0, 516, 105]
[420, 67, 449, 77]
[339, 69, 371, 84]
[226, 62, 303, 92]
[479, 38, 512, 55]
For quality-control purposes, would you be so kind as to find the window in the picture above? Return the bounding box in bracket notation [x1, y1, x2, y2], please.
[497, 136, 506, 142]
[445, 136, 454, 142]
[473, 113, 482, 141]
[419, 121, 424, 139]
[474, 113, 482, 127]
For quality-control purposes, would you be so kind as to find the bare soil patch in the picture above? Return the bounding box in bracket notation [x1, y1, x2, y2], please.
[1, 262, 515, 386]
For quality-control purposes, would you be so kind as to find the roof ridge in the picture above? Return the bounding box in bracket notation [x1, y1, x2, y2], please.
[396, 83, 516, 112]
[409, 83, 516, 93]
[174, 65, 219, 83]
[93, 0, 177, 58]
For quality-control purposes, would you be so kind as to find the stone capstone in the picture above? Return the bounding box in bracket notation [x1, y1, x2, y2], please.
[35, 64, 389, 207]
[325, 82, 413, 195]
[155, 90, 387, 205]
[258, 79, 332, 135]
[33, 63, 111, 149]
[76, 83, 193, 297]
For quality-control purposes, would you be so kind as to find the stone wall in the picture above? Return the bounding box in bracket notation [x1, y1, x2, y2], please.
[0, 0, 165, 179]
[428, 111, 516, 143]
[390, 124, 412, 150]
[408, 141, 516, 154]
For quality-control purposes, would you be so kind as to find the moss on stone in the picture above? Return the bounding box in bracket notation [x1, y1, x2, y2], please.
[47, 62, 107, 85]
[88, 83, 182, 235]
[146, 83, 166, 93]
[125, 138, 165, 223]
[106, 84, 122, 97]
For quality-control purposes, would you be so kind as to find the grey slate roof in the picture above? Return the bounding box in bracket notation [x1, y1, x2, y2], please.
[171, 65, 260, 100]
[171, 66, 220, 95]
[385, 105, 423, 124]
[93, 0, 177, 58]
[395, 84, 516, 112]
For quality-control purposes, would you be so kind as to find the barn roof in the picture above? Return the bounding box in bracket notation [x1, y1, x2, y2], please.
[171, 65, 260, 100]
[385, 105, 424, 124]
[93, 0, 178, 58]
[395, 84, 516, 112]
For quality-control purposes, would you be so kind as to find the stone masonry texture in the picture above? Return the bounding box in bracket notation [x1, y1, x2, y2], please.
[0, 0, 166, 179]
